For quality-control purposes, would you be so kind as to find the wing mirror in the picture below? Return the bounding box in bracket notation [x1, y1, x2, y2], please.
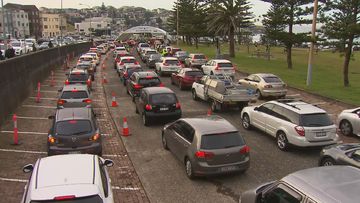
[23, 164, 34, 173]
[48, 115, 55, 119]
[103, 159, 114, 167]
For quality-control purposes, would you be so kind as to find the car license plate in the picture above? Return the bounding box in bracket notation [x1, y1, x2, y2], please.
[69, 151, 81, 154]
[160, 107, 169, 111]
[220, 166, 238, 172]
[316, 132, 326, 137]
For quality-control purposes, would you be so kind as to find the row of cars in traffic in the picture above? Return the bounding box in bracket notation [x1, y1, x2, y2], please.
[113, 41, 360, 202]
[21, 44, 116, 202]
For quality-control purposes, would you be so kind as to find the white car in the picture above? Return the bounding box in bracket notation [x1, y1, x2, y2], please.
[201, 59, 236, 79]
[78, 54, 97, 67]
[116, 56, 139, 73]
[155, 57, 183, 76]
[137, 43, 150, 53]
[337, 107, 360, 137]
[113, 46, 127, 56]
[11, 40, 28, 55]
[21, 154, 114, 203]
[241, 99, 339, 151]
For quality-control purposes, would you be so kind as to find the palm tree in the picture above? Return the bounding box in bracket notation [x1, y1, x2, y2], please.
[206, 0, 253, 57]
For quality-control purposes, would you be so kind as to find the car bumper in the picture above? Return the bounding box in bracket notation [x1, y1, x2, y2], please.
[261, 90, 287, 97]
[288, 134, 340, 147]
[193, 157, 250, 175]
[48, 143, 102, 156]
[214, 70, 235, 77]
[146, 110, 182, 119]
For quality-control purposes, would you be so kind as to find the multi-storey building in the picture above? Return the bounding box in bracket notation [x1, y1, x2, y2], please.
[0, 9, 30, 38]
[40, 13, 67, 38]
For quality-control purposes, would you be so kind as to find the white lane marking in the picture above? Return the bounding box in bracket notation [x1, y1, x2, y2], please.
[22, 105, 56, 109]
[0, 148, 47, 154]
[1, 131, 48, 135]
[16, 116, 48, 120]
[112, 186, 140, 191]
[29, 97, 58, 101]
[0, 177, 28, 183]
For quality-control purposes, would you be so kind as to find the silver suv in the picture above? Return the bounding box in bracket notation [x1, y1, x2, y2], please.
[241, 99, 339, 151]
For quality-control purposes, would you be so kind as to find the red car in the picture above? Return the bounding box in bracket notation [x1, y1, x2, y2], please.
[171, 68, 204, 90]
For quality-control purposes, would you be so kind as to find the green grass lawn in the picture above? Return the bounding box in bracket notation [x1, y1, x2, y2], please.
[178, 43, 360, 106]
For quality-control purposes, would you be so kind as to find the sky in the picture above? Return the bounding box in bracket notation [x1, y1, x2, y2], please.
[3, 0, 271, 17]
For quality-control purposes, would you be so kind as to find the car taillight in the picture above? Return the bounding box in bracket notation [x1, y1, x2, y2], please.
[134, 61, 139, 65]
[133, 84, 143, 89]
[89, 133, 100, 141]
[65, 79, 69, 85]
[215, 65, 220, 70]
[54, 195, 76, 201]
[159, 83, 165, 87]
[120, 62, 124, 65]
[124, 72, 128, 77]
[145, 104, 152, 111]
[240, 145, 250, 154]
[48, 136, 56, 144]
[264, 84, 273, 88]
[57, 99, 66, 105]
[295, 126, 305, 136]
[176, 102, 181, 109]
[86, 79, 91, 86]
[82, 99, 92, 104]
[195, 151, 214, 159]
[116, 59, 119, 62]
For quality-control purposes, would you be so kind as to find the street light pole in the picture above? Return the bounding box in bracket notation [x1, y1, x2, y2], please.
[306, 0, 319, 86]
[176, 0, 179, 46]
[1, 0, 7, 47]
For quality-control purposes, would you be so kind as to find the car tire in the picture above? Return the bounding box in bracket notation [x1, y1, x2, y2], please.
[320, 157, 336, 166]
[142, 113, 149, 126]
[256, 89, 263, 100]
[162, 133, 169, 150]
[192, 89, 198, 101]
[340, 120, 353, 136]
[242, 114, 251, 130]
[211, 100, 220, 112]
[276, 131, 289, 151]
[179, 81, 184, 90]
[185, 158, 195, 179]
[210, 71, 214, 75]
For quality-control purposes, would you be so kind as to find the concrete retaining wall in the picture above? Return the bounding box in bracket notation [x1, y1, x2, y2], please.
[0, 42, 91, 124]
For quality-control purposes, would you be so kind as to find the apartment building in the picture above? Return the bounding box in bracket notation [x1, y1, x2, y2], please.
[40, 13, 66, 38]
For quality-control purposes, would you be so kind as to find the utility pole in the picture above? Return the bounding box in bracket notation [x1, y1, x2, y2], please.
[176, 0, 179, 46]
[306, 0, 319, 86]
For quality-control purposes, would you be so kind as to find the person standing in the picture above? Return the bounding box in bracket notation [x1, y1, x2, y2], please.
[5, 45, 15, 59]
[0, 50, 4, 60]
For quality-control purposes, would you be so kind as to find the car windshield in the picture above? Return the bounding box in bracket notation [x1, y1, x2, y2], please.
[165, 60, 179, 65]
[11, 42, 21, 47]
[150, 93, 177, 104]
[116, 47, 126, 51]
[69, 74, 88, 81]
[30, 195, 103, 203]
[201, 132, 245, 150]
[42, 42, 49, 45]
[218, 63, 233, 68]
[146, 51, 157, 55]
[185, 71, 203, 76]
[76, 65, 91, 69]
[55, 120, 92, 135]
[141, 44, 150, 47]
[177, 51, 188, 56]
[299, 113, 333, 127]
[80, 57, 92, 61]
[263, 76, 282, 83]
[122, 58, 136, 63]
[150, 54, 161, 59]
[61, 91, 88, 99]
[138, 78, 161, 86]
[193, 54, 206, 59]
[127, 68, 142, 76]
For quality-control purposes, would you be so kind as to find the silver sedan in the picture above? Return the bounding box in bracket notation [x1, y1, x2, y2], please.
[337, 107, 360, 136]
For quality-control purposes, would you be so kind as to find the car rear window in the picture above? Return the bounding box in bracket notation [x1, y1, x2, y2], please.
[218, 63, 233, 68]
[146, 51, 157, 55]
[193, 54, 206, 59]
[80, 57, 92, 61]
[141, 44, 150, 47]
[61, 91, 88, 99]
[127, 68, 142, 76]
[263, 76, 282, 83]
[165, 60, 179, 65]
[76, 65, 90, 70]
[122, 58, 136, 63]
[69, 74, 88, 81]
[30, 195, 103, 203]
[150, 93, 177, 104]
[150, 54, 161, 59]
[201, 132, 245, 149]
[138, 78, 161, 86]
[299, 113, 333, 127]
[55, 120, 92, 136]
[185, 71, 203, 76]
[116, 47, 126, 51]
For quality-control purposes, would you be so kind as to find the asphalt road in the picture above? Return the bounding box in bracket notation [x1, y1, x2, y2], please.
[101, 50, 321, 203]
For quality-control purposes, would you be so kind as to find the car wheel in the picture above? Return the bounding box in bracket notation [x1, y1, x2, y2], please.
[142, 113, 149, 126]
[242, 114, 251, 130]
[320, 157, 336, 166]
[340, 120, 353, 136]
[211, 100, 217, 112]
[179, 81, 184, 90]
[162, 134, 169, 150]
[256, 90, 263, 100]
[192, 89, 198, 101]
[276, 132, 289, 151]
[185, 158, 195, 179]
[210, 71, 214, 75]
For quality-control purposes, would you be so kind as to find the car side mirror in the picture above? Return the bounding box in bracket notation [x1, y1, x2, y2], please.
[103, 159, 114, 167]
[48, 115, 55, 119]
[23, 164, 34, 173]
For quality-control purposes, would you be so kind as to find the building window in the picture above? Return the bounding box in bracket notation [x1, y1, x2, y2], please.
[44, 25, 48, 29]
[17, 14, 19, 18]
[21, 14, 23, 18]
[97, 24, 101, 28]
[44, 18, 47, 21]
[56, 25, 59, 29]
[22, 23, 25, 27]
[55, 18, 58, 22]
[18, 21, 20, 26]
[26, 23, 28, 26]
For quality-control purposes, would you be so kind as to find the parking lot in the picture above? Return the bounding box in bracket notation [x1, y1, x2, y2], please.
[0, 47, 358, 203]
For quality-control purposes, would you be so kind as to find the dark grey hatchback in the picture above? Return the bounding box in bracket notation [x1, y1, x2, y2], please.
[47, 107, 102, 156]
[161, 116, 250, 179]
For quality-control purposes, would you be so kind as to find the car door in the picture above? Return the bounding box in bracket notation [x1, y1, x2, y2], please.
[137, 91, 147, 114]
[171, 121, 187, 161]
[202, 60, 212, 74]
[194, 77, 207, 100]
[251, 103, 275, 132]
[266, 105, 287, 136]
[127, 75, 136, 95]
[249, 75, 261, 90]
[176, 121, 194, 160]
[354, 109, 360, 134]
[343, 149, 360, 168]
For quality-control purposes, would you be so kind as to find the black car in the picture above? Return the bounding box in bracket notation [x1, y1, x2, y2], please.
[120, 65, 143, 85]
[126, 71, 163, 101]
[146, 53, 162, 68]
[47, 107, 102, 156]
[135, 87, 181, 126]
[319, 143, 360, 168]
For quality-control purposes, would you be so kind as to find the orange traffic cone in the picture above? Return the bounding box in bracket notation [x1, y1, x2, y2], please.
[122, 117, 130, 136]
[111, 92, 118, 107]
[207, 108, 212, 116]
[102, 63, 106, 70]
[102, 74, 108, 84]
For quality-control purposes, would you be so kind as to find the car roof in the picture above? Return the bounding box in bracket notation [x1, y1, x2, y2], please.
[190, 53, 205, 55]
[143, 87, 173, 94]
[120, 56, 135, 60]
[162, 57, 178, 60]
[56, 107, 92, 121]
[211, 59, 232, 63]
[252, 73, 278, 78]
[282, 166, 360, 203]
[182, 116, 238, 135]
[135, 71, 158, 78]
[182, 68, 201, 72]
[62, 84, 88, 92]
[70, 69, 87, 74]
[269, 100, 327, 114]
